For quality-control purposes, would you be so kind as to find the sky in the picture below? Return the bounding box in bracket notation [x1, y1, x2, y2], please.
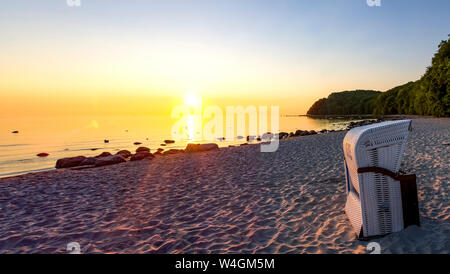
[0, 0, 449, 116]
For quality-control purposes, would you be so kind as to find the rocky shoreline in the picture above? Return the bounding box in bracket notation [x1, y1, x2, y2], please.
[50, 118, 393, 171]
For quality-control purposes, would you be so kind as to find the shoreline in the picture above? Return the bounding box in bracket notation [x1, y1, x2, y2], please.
[0, 117, 448, 253]
[0, 115, 404, 179]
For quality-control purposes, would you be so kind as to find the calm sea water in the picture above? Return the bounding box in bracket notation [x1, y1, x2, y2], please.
[0, 115, 360, 178]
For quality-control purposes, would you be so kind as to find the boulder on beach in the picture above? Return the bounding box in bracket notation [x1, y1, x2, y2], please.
[95, 152, 112, 158]
[116, 150, 131, 158]
[162, 149, 184, 155]
[308, 130, 317, 135]
[134, 142, 142, 145]
[136, 147, 150, 153]
[95, 155, 126, 167]
[346, 119, 380, 130]
[36, 153, 49, 157]
[130, 151, 154, 161]
[295, 130, 310, 136]
[55, 156, 86, 169]
[79, 157, 97, 166]
[279, 132, 289, 139]
[156, 148, 164, 152]
[261, 132, 273, 141]
[184, 143, 218, 153]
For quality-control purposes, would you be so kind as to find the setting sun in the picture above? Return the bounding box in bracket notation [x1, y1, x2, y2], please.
[184, 94, 202, 107]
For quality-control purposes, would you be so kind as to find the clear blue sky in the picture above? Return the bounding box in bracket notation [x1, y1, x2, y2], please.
[1, 0, 449, 114]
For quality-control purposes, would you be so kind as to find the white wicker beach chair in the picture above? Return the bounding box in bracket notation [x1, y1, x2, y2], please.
[343, 120, 420, 238]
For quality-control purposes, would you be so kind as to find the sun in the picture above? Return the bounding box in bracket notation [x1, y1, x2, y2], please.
[184, 93, 202, 107]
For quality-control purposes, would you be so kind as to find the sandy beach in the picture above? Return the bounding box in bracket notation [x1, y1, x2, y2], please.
[0, 118, 448, 254]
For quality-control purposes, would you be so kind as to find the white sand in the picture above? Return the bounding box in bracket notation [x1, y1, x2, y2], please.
[0, 118, 448, 254]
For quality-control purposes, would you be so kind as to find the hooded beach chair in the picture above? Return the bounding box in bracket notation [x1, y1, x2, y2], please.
[343, 120, 420, 239]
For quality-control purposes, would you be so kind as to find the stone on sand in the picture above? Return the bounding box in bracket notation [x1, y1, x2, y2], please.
[55, 156, 86, 169]
[94, 155, 126, 167]
[79, 157, 97, 166]
[116, 150, 132, 158]
[162, 149, 184, 155]
[130, 151, 154, 161]
[95, 152, 112, 158]
[184, 143, 219, 153]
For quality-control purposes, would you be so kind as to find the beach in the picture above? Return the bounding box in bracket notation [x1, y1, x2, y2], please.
[0, 117, 448, 254]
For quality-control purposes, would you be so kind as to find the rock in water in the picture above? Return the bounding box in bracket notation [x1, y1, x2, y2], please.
[104, 140, 109, 143]
[130, 151, 154, 161]
[36, 153, 49, 157]
[116, 150, 131, 158]
[12, 131, 19, 134]
[136, 147, 150, 153]
[94, 155, 126, 167]
[164, 140, 175, 144]
[95, 152, 112, 158]
[185, 143, 218, 153]
[134, 142, 142, 145]
[55, 156, 86, 168]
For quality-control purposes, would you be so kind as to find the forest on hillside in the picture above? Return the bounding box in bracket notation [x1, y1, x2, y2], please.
[307, 36, 449, 117]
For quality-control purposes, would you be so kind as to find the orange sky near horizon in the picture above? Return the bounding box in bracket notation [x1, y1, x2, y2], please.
[1, 1, 445, 118]
[0, 35, 411, 117]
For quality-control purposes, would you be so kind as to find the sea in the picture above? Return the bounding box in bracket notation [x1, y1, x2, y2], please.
[0, 115, 364, 178]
